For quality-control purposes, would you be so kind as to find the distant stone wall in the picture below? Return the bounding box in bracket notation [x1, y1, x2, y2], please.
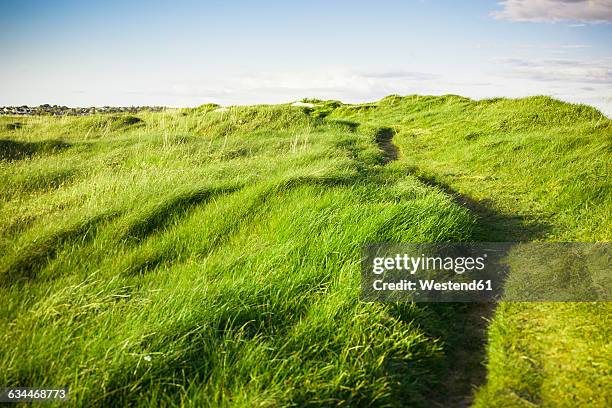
[0, 105, 167, 116]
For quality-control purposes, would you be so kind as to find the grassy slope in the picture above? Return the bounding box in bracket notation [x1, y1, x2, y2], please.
[329, 95, 611, 407]
[1, 107, 476, 406]
[1, 95, 610, 407]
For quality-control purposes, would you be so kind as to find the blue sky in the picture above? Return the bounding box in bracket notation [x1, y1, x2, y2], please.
[1, 0, 611, 115]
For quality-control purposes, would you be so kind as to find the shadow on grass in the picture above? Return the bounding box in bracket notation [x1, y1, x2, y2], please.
[404, 169, 552, 407]
[119, 186, 242, 244]
[120, 176, 362, 277]
[114, 125, 547, 406]
[407, 169, 552, 242]
[374, 127, 399, 164]
[0, 139, 71, 161]
[5, 122, 23, 131]
[0, 212, 119, 287]
[2, 120, 552, 406]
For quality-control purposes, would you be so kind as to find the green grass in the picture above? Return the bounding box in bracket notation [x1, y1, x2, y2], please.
[328, 94, 612, 407]
[0, 95, 610, 406]
[0, 106, 477, 406]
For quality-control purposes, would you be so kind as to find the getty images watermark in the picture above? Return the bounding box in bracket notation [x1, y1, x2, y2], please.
[361, 243, 611, 302]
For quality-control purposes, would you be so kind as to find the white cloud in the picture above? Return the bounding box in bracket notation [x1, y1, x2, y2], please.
[497, 57, 612, 83]
[352, 70, 439, 80]
[559, 44, 592, 49]
[513, 43, 592, 49]
[493, 0, 612, 23]
[140, 65, 611, 117]
[216, 68, 441, 99]
[4, 64, 611, 118]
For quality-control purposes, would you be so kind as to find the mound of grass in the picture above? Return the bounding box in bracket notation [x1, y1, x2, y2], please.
[0, 139, 70, 161]
[0, 95, 609, 406]
[329, 94, 611, 407]
[1, 105, 477, 406]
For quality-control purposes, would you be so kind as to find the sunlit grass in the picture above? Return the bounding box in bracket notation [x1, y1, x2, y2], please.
[330, 94, 612, 407]
[1, 95, 609, 406]
[0, 105, 474, 406]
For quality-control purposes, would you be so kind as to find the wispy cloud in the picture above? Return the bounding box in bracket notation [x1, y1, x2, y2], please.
[513, 43, 592, 49]
[230, 68, 440, 95]
[493, 0, 612, 23]
[496, 57, 612, 83]
[353, 70, 439, 80]
[115, 68, 441, 104]
[559, 44, 593, 49]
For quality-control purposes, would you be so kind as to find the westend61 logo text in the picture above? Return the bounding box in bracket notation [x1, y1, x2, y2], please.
[361, 243, 611, 303]
[369, 253, 493, 295]
[372, 253, 488, 275]
[360, 244, 510, 302]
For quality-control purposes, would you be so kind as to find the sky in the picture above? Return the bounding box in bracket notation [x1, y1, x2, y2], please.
[1, 0, 611, 116]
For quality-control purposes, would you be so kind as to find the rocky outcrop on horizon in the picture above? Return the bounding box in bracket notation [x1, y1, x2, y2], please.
[0, 104, 167, 116]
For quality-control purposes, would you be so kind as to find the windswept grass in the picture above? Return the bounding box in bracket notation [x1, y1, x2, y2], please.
[1, 95, 609, 406]
[1, 106, 475, 406]
[329, 94, 612, 407]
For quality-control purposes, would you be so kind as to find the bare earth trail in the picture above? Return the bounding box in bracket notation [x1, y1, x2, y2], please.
[373, 126, 545, 408]
[373, 127, 399, 164]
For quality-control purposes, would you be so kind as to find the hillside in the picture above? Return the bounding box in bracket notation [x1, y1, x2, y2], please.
[328, 95, 612, 407]
[1, 96, 610, 407]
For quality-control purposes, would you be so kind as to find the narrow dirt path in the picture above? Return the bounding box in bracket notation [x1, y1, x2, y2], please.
[373, 128, 498, 407]
[364, 116, 556, 406]
[374, 127, 399, 164]
[407, 171, 548, 407]
[409, 174, 499, 407]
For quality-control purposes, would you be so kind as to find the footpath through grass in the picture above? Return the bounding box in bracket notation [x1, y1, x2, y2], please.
[1, 106, 477, 406]
[1, 95, 610, 407]
[329, 95, 611, 407]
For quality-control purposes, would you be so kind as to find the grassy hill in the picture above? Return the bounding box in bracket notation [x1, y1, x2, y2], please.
[328, 95, 611, 407]
[0, 96, 610, 406]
